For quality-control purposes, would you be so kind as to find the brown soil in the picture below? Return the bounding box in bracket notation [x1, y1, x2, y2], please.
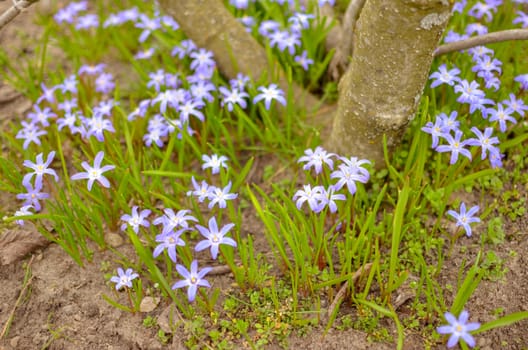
[1, 2, 527, 350]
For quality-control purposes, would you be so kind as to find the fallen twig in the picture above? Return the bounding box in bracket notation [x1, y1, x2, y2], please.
[0, 0, 39, 32]
[325, 262, 373, 324]
[208, 265, 232, 276]
[434, 29, 528, 56]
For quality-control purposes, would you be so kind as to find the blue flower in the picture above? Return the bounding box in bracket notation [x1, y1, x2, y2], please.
[435, 130, 472, 165]
[110, 267, 139, 291]
[202, 154, 229, 174]
[71, 151, 115, 191]
[437, 310, 480, 348]
[172, 260, 212, 302]
[120, 206, 151, 233]
[207, 182, 238, 209]
[195, 216, 237, 259]
[22, 151, 59, 188]
[153, 228, 187, 262]
[297, 146, 334, 174]
[252, 84, 286, 110]
[447, 203, 480, 237]
[429, 64, 460, 88]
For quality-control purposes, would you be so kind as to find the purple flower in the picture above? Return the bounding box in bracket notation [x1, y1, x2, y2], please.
[452, 0, 467, 13]
[319, 186, 346, 213]
[54, 7, 77, 24]
[297, 146, 334, 174]
[16, 183, 49, 212]
[58, 98, 78, 113]
[135, 14, 161, 43]
[289, 12, 315, 31]
[127, 99, 151, 121]
[153, 209, 198, 234]
[171, 39, 197, 59]
[143, 127, 166, 148]
[202, 154, 229, 174]
[190, 80, 215, 103]
[468, 1, 497, 22]
[429, 64, 460, 88]
[16, 122, 47, 150]
[85, 116, 115, 142]
[93, 99, 117, 118]
[195, 216, 237, 259]
[294, 50, 314, 71]
[318, 0, 335, 6]
[178, 99, 205, 123]
[514, 73, 528, 90]
[438, 111, 460, 132]
[488, 147, 504, 168]
[120, 206, 151, 233]
[36, 83, 57, 105]
[229, 0, 249, 9]
[135, 47, 156, 60]
[253, 84, 286, 110]
[472, 55, 502, 76]
[153, 228, 187, 262]
[219, 86, 248, 111]
[147, 69, 166, 91]
[187, 177, 212, 202]
[172, 260, 212, 302]
[60, 75, 78, 94]
[436, 130, 472, 164]
[488, 103, 517, 132]
[75, 14, 99, 30]
[268, 29, 288, 50]
[152, 90, 178, 114]
[95, 73, 115, 94]
[465, 23, 488, 36]
[466, 127, 499, 160]
[454, 80, 485, 104]
[189, 48, 216, 71]
[447, 203, 480, 237]
[437, 310, 480, 348]
[229, 73, 251, 90]
[71, 151, 115, 191]
[467, 45, 494, 59]
[280, 31, 301, 55]
[258, 20, 280, 37]
[79, 63, 106, 76]
[330, 160, 370, 195]
[293, 185, 325, 213]
[14, 205, 34, 226]
[207, 182, 238, 209]
[22, 151, 59, 188]
[421, 117, 449, 149]
[513, 10, 528, 28]
[443, 30, 469, 44]
[110, 267, 139, 291]
[502, 93, 528, 117]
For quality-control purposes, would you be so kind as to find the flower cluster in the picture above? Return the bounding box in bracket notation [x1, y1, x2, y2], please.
[227, 0, 316, 72]
[117, 153, 238, 302]
[426, 2, 528, 169]
[293, 146, 370, 213]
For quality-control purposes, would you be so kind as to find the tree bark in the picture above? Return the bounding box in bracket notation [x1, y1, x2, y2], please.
[327, 0, 451, 166]
[158, 0, 319, 110]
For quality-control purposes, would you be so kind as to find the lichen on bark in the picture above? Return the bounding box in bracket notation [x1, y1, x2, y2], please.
[326, 0, 451, 166]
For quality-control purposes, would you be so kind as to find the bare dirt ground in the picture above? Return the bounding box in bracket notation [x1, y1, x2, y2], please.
[0, 2, 527, 350]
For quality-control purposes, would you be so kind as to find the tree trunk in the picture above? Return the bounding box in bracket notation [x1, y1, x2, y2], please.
[327, 0, 451, 166]
[158, 0, 319, 110]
